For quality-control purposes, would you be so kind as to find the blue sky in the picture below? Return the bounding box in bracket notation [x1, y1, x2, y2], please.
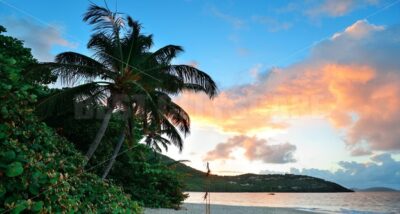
[3, 0, 399, 87]
[1, 0, 400, 189]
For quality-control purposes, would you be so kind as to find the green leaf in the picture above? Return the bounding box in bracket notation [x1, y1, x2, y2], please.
[29, 183, 39, 195]
[1, 106, 9, 117]
[0, 132, 7, 139]
[30, 94, 37, 99]
[49, 176, 58, 184]
[7, 58, 17, 65]
[0, 184, 5, 198]
[6, 162, 24, 177]
[8, 71, 19, 82]
[11, 200, 27, 214]
[2, 150, 16, 162]
[31, 201, 43, 212]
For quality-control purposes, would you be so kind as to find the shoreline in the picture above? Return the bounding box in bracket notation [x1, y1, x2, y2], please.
[144, 203, 321, 214]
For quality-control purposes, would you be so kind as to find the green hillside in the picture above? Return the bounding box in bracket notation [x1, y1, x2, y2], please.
[162, 155, 352, 192]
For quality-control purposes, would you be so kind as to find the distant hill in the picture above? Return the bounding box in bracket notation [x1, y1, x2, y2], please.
[161, 155, 353, 193]
[353, 187, 399, 192]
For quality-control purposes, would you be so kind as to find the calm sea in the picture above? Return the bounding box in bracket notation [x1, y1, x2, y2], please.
[185, 192, 400, 214]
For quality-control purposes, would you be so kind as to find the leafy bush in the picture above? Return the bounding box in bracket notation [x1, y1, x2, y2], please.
[42, 106, 188, 209]
[0, 26, 141, 213]
[108, 145, 188, 209]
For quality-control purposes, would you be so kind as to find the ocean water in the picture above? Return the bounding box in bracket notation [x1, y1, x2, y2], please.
[185, 192, 400, 214]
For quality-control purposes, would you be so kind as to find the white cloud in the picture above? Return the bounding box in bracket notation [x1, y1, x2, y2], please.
[186, 60, 199, 68]
[2, 17, 77, 61]
[252, 15, 292, 32]
[288, 153, 400, 189]
[210, 7, 245, 29]
[237, 47, 250, 56]
[249, 63, 263, 77]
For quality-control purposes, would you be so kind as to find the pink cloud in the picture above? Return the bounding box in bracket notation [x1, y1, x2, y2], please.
[176, 20, 400, 154]
[205, 135, 296, 164]
[306, 0, 380, 17]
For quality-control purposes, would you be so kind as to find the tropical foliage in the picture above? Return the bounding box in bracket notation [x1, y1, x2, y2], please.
[42, 105, 187, 208]
[1, 2, 218, 212]
[101, 144, 188, 209]
[0, 26, 141, 213]
[34, 4, 217, 176]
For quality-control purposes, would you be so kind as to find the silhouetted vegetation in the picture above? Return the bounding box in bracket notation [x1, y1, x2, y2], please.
[43, 107, 187, 208]
[33, 4, 217, 175]
[1, 3, 218, 212]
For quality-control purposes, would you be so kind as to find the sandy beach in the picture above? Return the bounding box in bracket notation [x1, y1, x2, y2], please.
[145, 203, 318, 214]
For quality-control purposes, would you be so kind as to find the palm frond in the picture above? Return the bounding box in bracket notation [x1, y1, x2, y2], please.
[87, 33, 129, 73]
[144, 134, 171, 152]
[169, 65, 218, 98]
[148, 45, 184, 64]
[161, 118, 184, 151]
[32, 63, 106, 86]
[36, 82, 109, 119]
[156, 135, 171, 152]
[123, 18, 153, 67]
[83, 4, 125, 36]
[163, 100, 190, 136]
[142, 64, 218, 98]
[56, 51, 114, 80]
[153, 91, 190, 135]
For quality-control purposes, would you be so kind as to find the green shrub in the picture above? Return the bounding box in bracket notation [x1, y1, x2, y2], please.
[44, 112, 188, 209]
[108, 145, 188, 209]
[0, 26, 142, 213]
[40, 87, 188, 209]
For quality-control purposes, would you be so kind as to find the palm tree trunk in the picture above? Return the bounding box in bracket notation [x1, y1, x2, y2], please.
[85, 106, 114, 162]
[102, 131, 126, 180]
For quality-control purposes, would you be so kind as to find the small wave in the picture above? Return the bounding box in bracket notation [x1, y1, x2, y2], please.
[296, 207, 390, 214]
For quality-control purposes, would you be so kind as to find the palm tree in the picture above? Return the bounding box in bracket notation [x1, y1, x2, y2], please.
[101, 90, 190, 179]
[142, 91, 190, 152]
[35, 4, 217, 164]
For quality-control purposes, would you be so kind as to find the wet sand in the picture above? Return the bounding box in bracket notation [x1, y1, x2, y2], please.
[145, 203, 319, 214]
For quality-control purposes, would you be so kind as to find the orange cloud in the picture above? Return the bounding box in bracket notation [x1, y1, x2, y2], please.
[175, 91, 290, 133]
[176, 20, 400, 154]
[323, 64, 400, 152]
[306, 0, 379, 17]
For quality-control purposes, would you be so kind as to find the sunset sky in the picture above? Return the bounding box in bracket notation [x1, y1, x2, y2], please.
[1, 0, 400, 189]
